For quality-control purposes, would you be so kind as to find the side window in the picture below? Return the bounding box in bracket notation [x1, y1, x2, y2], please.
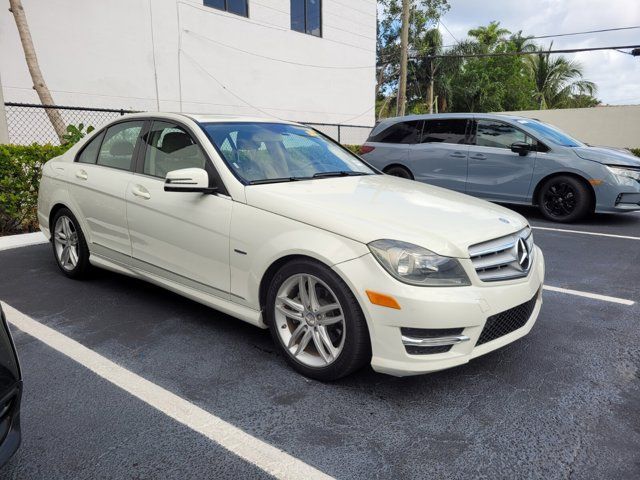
[291, 0, 322, 37]
[77, 131, 105, 164]
[475, 119, 534, 149]
[421, 119, 467, 144]
[97, 121, 144, 171]
[142, 121, 207, 179]
[371, 121, 422, 144]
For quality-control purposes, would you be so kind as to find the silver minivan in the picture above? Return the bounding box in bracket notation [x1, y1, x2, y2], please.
[361, 114, 640, 222]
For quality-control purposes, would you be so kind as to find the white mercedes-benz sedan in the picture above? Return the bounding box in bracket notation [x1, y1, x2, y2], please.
[37, 113, 544, 380]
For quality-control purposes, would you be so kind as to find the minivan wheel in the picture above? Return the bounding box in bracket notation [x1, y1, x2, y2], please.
[52, 208, 91, 278]
[538, 175, 592, 222]
[266, 259, 371, 381]
[384, 165, 413, 179]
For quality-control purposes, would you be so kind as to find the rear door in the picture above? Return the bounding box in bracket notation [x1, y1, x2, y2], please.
[466, 118, 537, 202]
[125, 120, 232, 299]
[408, 118, 470, 192]
[361, 120, 421, 170]
[67, 120, 144, 257]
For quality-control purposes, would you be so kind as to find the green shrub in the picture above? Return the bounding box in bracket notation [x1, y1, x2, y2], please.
[629, 148, 640, 157]
[0, 143, 71, 235]
[344, 144, 362, 155]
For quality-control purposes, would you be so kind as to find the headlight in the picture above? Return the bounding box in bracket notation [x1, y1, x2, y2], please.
[606, 165, 640, 182]
[368, 239, 471, 287]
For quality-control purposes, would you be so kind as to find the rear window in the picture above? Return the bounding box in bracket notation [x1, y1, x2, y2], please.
[369, 121, 422, 144]
[421, 119, 468, 144]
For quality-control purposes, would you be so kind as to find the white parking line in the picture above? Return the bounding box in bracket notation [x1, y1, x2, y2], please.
[543, 285, 635, 306]
[1, 302, 333, 480]
[532, 226, 640, 241]
[0, 232, 48, 251]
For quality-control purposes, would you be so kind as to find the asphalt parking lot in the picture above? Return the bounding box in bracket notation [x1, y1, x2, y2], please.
[0, 209, 639, 480]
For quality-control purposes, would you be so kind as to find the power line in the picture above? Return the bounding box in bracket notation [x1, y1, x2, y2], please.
[532, 25, 640, 39]
[426, 44, 640, 59]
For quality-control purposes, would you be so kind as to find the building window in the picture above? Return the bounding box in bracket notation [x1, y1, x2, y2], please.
[203, 0, 248, 17]
[291, 0, 322, 37]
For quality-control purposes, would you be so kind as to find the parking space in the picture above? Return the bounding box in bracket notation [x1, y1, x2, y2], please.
[0, 210, 639, 480]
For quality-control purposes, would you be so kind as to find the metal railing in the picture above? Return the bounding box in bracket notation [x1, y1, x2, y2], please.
[3, 102, 373, 146]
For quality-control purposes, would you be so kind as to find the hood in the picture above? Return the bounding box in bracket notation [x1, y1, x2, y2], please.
[244, 175, 529, 258]
[574, 146, 640, 167]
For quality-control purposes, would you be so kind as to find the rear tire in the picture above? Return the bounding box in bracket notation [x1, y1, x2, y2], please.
[266, 259, 371, 381]
[51, 208, 91, 278]
[384, 165, 413, 180]
[537, 175, 592, 223]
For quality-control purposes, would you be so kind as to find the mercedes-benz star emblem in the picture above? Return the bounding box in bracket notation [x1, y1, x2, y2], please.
[516, 238, 530, 271]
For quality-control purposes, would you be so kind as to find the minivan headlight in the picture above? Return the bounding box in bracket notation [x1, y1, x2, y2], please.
[368, 239, 471, 287]
[606, 165, 640, 182]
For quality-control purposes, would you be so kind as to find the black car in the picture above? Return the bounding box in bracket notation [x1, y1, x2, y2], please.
[0, 305, 22, 466]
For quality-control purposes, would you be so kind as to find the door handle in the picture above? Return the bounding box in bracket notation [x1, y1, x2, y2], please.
[470, 154, 487, 160]
[132, 184, 151, 200]
[449, 152, 467, 158]
[75, 169, 88, 180]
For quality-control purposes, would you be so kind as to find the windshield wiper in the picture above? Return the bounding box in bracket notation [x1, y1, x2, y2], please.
[312, 171, 370, 178]
[248, 177, 305, 185]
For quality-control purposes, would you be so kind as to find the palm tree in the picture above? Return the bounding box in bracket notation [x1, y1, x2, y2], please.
[9, 0, 66, 142]
[526, 44, 597, 109]
[468, 21, 510, 49]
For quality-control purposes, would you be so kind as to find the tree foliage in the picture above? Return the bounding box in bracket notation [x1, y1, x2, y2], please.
[377, 13, 600, 118]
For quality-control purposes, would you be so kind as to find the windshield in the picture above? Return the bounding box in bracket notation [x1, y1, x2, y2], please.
[201, 122, 375, 184]
[514, 118, 584, 147]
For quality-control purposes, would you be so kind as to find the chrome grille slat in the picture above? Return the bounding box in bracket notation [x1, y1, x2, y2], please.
[469, 227, 534, 282]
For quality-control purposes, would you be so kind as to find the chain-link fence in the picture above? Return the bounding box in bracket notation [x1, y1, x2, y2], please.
[3, 102, 373, 146]
[4, 103, 137, 145]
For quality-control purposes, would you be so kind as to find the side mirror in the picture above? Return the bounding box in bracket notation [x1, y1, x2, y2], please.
[510, 142, 531, 156]
[164, 168, 217, 193]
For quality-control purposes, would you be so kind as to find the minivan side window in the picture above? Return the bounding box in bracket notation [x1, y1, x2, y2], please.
[142, 121, 207, 179]
[97, 121, 144, 171]
[370, 121, 422, 144]
[421, 119, 467, 144]
[76, 130, 105, 164]
[474, 119, 534, 149]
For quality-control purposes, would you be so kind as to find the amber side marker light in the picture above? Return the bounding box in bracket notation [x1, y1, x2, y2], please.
[589, 179, 604, 186]
[366, 290, 401, 310]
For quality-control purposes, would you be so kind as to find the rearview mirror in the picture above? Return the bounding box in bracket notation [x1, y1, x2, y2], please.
[164, 168, 217, 193]
[510, 142, 530, 156]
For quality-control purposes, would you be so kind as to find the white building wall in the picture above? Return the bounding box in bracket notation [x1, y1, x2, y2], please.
[0, 0, 376, 127]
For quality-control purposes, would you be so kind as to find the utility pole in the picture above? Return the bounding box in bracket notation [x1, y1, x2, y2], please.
[397, 0, 410, 116]
[427, 59, 435, 114]
[9, 0, 66, 142]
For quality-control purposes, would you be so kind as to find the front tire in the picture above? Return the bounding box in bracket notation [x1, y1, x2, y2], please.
[537, 175, 592, 222]
[51, 208, 91, 278]
[266, 259, 371, 381]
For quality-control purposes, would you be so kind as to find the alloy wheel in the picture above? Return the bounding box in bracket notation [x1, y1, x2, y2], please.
[54, 215, 80, 271]
[274, 273, 346, 368]
[543, 182, 577, 218]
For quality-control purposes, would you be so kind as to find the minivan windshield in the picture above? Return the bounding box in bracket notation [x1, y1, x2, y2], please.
[201, 122, 375, 184]
[515, 118, 584, 147]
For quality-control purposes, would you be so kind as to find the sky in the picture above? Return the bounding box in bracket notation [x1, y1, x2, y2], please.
[432, 0, 640, 105]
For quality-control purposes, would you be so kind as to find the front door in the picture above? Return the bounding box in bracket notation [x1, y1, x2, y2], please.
[465, 119, 537, 202]
[408, 118, 470, 192]
[125, 120, 232, 299]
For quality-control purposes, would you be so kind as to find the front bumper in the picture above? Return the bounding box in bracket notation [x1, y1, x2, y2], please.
[333, 246, 545, 376]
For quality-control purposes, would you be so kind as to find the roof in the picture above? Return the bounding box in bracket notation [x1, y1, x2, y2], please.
[378, 112, 531, 124]
[119, 111, 300, 125]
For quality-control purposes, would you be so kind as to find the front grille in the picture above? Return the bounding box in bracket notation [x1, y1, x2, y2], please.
[477, 292, 539, 346]
[469, 227, 534, 282]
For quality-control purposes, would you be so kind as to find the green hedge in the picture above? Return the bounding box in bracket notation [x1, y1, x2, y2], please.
[630, 148, 640, 157]
[0, 144, 71, 235]
[344, 145, 362, 155]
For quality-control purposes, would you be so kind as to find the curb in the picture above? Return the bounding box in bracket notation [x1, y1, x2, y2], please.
[0, 232, 49, 252]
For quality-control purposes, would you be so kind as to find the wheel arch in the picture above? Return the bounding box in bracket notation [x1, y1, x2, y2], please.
[532, 172, 596, 209]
